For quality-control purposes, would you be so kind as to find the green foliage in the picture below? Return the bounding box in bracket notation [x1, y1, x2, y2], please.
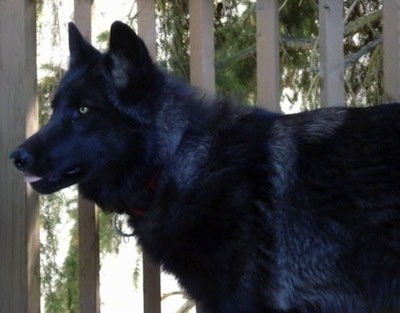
[214, 1, 257, 101]
[279, 0, 319, 109]
[42, 200, 122, 312]
[156, 0, 383, 108]
[343, 0, 383, 106]
[99, 213, 122, 255]
[156, 0, 190, 79]
[44, 206, 79, 313]
[38, 64, 64, 125]
[40, 193, 65, 310]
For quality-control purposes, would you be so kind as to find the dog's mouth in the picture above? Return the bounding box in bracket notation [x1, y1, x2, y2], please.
[24, 174, 44, 184]
[25, 166, 84, 194]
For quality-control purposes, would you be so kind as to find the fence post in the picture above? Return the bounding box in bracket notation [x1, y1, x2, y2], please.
[0, 1, 39, 312]
[73, 1, 101, 313]
[383, 1, 400, 102]
[137, 1, 162, 313]
[189, 0, 215, 95]
[319, 0, 344, 107]
[189, 2, 215, 312]
[256, 0, 280, 112]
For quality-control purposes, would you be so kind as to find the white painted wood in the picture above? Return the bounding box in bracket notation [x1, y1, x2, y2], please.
[189, 0, 216, 95]
[74, 1, 101, 312]
[0, 1, 39, 312]
[383, 1, 400, 102]
[319, 0, 345, 107]
[257, 0, 281, 112]
[137, 1, 162, 313]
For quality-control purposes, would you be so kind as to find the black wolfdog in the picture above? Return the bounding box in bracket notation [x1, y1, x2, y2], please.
[10, 22, 400, 313]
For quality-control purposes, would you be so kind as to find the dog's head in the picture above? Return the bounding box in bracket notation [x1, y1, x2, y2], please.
[10, 22, 162, 194]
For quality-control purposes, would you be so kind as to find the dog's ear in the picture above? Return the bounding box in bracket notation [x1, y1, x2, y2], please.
[108, 21, 153, 89]
[68, 22, 100, 68]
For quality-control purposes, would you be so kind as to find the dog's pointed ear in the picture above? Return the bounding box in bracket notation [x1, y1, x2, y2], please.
[108, 21, 153, 89]
[68, 22, 100, 67]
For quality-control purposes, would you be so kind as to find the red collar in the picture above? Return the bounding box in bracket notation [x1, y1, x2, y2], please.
[127, 174, 158, 217]
[130, 208, 146, 217]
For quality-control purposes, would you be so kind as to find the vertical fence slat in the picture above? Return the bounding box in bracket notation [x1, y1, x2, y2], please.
[189, 0, 215, 95]
[73, 1, 100, 313]
[383, 1, 400, 102]
[256, 0, 280, 112]
[78, 196, 99, 313]
[0, 1, 39, 313]
[138, 0, 157, 58]
[319, 0, 344, 107]
[142, 252, 161, 313]
[189, 2, 214, 312]
[137, 1, 162, 313]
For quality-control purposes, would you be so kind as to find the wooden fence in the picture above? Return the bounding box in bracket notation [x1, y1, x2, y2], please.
[1, 0, 400, 312]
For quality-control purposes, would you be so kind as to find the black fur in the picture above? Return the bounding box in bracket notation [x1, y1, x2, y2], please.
[10, 22, 400, 313]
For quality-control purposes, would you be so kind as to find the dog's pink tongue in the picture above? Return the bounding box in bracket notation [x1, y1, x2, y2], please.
[24, 175, 43, 184]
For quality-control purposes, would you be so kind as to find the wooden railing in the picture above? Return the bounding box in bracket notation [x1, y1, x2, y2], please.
[2, 1, 400, 312]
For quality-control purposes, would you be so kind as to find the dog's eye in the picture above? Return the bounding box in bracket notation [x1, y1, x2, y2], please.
[79, 106, 90, 114]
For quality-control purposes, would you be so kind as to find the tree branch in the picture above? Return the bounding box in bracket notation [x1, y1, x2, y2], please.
[344, 9, 382, 37]
[176, 299, 196, 313]
[215, 9, 382, 70]
[161, 290, 186, 300]
[344, 36, 382, 68]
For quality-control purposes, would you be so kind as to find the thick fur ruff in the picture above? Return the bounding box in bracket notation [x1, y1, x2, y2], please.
[10, 22, 400, 313]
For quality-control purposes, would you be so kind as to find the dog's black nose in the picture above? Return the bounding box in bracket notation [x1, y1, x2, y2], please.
[9, 149, 32, 172]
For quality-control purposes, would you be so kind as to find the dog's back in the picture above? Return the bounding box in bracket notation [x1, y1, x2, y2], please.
[264, 105, 400, 312]
[133, 102, 400, 312]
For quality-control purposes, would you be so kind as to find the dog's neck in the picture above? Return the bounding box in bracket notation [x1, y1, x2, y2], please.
[78, 168, 160, 216]
[125, 173, 158, 217]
